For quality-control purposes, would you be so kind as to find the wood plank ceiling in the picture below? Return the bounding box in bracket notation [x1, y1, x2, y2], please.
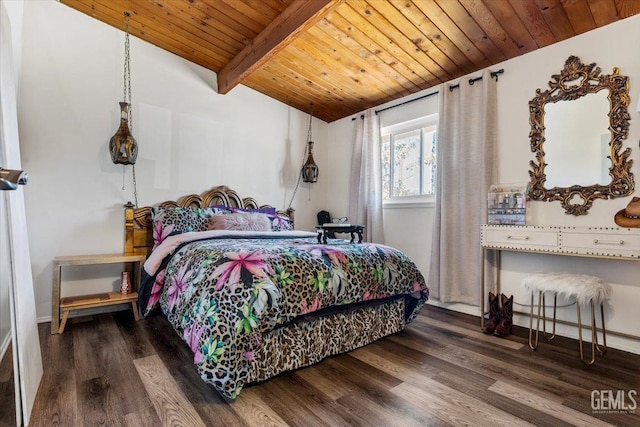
[60, 0, 640, 123]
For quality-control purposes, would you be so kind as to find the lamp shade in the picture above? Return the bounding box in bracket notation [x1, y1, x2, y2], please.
[109, 102, 138, 165]
[110, 12, 138, 166]
[301, 140, 318, 183]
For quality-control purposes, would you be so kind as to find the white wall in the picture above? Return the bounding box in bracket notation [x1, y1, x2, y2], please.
[328, 14, 640, 353]
[18, 0, 329, 322]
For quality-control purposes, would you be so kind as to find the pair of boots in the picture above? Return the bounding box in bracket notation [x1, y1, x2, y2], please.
[482, 292, 513, 337]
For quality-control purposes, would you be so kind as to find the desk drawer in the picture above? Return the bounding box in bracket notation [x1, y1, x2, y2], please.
[482, 227, 559, 250]
[561, 231, 640, 258]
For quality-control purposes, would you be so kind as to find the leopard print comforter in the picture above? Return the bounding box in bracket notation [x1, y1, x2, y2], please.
[139, 233, 428, 399]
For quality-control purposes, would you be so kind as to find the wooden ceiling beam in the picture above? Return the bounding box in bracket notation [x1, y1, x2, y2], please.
[217, 0, 342, 95]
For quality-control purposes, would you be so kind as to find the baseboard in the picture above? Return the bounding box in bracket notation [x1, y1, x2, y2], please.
[511, 313, 640, 356]
[426, 299, 481, 317]
[425, 299, 640, 355]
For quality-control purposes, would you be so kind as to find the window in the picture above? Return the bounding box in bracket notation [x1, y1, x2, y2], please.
[381, 115, 438, 201]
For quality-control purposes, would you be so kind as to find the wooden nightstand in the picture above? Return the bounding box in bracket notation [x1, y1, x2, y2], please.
[51, 253, 146, 334]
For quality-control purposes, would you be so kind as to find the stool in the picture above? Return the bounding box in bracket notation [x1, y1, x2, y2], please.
[522, 272, 611, 366]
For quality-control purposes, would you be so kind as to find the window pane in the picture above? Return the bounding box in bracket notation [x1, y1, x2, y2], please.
[381, 116, 438, 200]
[422, 127, 437, 195]
[381, 135, 390, 200]
[392, 129, 421, 197]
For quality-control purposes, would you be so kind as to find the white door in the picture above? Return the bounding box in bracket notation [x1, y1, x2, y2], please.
[1, 3, 43, 425]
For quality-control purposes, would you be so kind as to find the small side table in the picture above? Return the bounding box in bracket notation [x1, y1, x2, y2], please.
[51, 253, 146, 334]
[315, 224, 365, 244]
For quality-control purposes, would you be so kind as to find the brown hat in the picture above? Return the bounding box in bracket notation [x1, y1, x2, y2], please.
[614, 197, 640, 228]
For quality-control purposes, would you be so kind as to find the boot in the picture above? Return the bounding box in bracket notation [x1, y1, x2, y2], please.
[482, 292, 501, 334]
[494, 294, 513, 337]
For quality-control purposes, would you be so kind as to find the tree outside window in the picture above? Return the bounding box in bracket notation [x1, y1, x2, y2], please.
[382, 116, 437, 200]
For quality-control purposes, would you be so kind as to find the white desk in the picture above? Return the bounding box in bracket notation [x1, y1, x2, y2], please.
[480, 224, 640, 339]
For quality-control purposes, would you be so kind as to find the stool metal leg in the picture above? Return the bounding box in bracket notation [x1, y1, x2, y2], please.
[541, 293, 556, 341]
[529, 291, 539, 350]
[590, 300, 598, 364]
[577, 302, 596, 366]
[529, 290, 558, 351]
[595, 302, 608, 356]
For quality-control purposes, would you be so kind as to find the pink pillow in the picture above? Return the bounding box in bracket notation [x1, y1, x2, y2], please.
[208, 212, 271, 231]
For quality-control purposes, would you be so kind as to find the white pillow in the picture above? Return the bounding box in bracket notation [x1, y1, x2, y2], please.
[208, 212, 271, 231]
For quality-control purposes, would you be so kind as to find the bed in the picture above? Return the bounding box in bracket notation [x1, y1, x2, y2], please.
[125, 185, 429, 400]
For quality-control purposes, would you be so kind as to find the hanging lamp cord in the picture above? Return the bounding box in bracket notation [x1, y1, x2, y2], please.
[306, 110, 313, 142]
[121, 11, 138, 207]
[123, 12, 132, 128]
[132, 165, 139, 208]
[122, 164, 139, 208]
[287, 110, 313, 210]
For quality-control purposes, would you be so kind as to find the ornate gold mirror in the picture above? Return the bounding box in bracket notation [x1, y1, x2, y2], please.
[528, 55, 633, 215]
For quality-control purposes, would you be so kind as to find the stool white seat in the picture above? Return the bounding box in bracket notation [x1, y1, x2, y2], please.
[523, 272, 611, 366]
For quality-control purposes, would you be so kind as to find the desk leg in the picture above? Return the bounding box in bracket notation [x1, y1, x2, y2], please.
[58, 309, 69, 334]
[133, 260, 142, 318]
[131, 260, 142, 292]
[496, 250, 501, 298]
[481, 249, 485, 330]
[481, 248, 500, 331]
[125, 262, 133, 288]
[51, 263, 61, 335]
[131, 301, 140, 321]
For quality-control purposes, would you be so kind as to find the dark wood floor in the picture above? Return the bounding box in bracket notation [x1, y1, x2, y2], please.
[1, 305, 639, 426]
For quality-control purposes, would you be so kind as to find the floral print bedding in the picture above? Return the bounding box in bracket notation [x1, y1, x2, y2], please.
[138, 231, 429, 399]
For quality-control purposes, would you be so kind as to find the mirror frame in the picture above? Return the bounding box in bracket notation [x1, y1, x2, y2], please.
[528, 55, 633, 216]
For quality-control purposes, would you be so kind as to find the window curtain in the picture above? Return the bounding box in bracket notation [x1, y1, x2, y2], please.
[428, 69, 497, 305]
[348, 109, 384, 243]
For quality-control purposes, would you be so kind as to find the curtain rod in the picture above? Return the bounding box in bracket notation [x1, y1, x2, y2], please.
[351, 68, 505, 120]
[375, 90, 439, 115]
[448, 69, 504, 91]
[352, 91, 437, 121]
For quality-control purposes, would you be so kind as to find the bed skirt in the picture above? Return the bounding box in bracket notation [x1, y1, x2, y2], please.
[247, 298, 406, 384]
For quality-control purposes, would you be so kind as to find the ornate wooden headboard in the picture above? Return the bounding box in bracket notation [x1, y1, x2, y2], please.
[124, 185, 295, 256]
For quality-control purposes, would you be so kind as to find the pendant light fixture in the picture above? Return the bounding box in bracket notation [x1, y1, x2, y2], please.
[301, 111, 319, 183]
[286, 108, 319, 210]
[109, 11, 138, 206]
